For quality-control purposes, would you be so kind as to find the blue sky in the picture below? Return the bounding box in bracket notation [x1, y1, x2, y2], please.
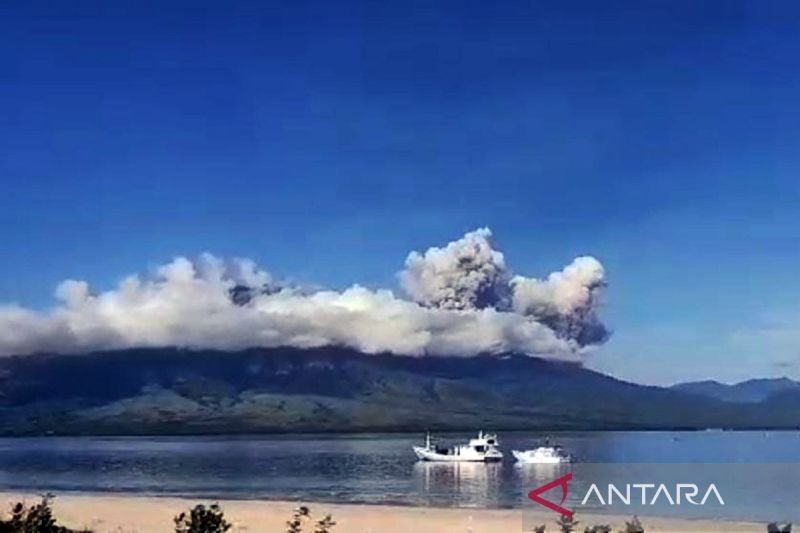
[2, 1, 800, 384]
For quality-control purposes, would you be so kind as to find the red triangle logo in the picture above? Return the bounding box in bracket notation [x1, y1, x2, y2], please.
[527, 472, 573, 518]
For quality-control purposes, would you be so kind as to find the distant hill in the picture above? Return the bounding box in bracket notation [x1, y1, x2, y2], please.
[670, 377, 800, 403]
[1, 347, 799, 435]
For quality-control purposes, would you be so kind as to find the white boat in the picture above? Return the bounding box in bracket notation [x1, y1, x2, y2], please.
[413, 431, 503, 462]
[512, 443, 571, 464]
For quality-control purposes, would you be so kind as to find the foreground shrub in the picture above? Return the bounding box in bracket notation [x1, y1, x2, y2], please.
[174, 503, 231, 533]
[286, 506, 310, 533]
[313, 513, 336, 533]
[767, 523, 792, 533]
[285, 506, 336, 533]
[557, 515, 579, 533]
[531, 515, 645, 533]
[620, 516, 644, 533]
[0, 495, 92, 533]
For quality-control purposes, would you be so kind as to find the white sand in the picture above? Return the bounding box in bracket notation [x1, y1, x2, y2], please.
[0, 492, 763, 532]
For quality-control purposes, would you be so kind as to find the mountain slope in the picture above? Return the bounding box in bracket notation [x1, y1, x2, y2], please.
[0, 347, 797, 435]
[671, 377, 800, 403]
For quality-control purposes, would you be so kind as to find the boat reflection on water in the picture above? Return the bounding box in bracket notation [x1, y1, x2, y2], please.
[513, 461, 572, 489]
[413, 461, 503, 507]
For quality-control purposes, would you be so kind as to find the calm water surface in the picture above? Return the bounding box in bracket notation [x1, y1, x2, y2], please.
[1, 431, 798, 521]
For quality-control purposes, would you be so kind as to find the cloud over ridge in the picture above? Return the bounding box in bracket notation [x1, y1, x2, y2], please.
[0, 229, 608, 361]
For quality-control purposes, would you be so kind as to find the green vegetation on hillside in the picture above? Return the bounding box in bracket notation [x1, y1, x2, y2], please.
[1, 347, 798, 435]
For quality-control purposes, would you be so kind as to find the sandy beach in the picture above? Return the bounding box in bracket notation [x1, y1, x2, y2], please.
[0, 492, 763, 532]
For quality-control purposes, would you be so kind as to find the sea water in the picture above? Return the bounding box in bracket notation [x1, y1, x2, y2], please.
[0, 431, 798, 522]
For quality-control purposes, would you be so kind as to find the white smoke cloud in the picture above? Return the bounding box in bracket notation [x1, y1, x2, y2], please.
[0, 229, 608, 360]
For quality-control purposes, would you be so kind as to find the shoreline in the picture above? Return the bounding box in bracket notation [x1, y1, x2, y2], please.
[0, 491, 764, 532]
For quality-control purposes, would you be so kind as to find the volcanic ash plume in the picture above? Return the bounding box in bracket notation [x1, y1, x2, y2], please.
[399, 229, 608, 346]
[0, 229, 609, 360]
[510, 256, 609, 346]
[400, 228, 510, 311]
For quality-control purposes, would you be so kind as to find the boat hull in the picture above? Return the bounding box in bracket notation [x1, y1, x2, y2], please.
[512, 449, 570, 464]
[413, 446, 503, 462]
